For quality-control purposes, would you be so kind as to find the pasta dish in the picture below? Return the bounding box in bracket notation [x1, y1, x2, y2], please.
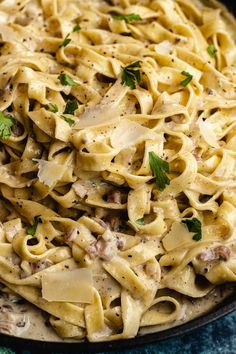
[0, 0, 236, 343]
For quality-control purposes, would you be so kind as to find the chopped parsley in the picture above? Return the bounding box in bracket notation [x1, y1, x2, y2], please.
[58, 73, 79, 87]
[111, 13, 142, 22]
[180, 71, 193, 87]
[136, 217, 144, 225]
[64, 99, 78, 115]
[181, 217, 202, 241]
[27, 216, 42, 236]
[207, 44, 217, 58]
[59, 34, 71, 48]
[73, 23, 81, 32]
[149, 152, 170, 192]
[62, 116, 75, 126]
[47, 103, 58, 113]
[121, 61, 141, 89]
[0, 111, 15, 140]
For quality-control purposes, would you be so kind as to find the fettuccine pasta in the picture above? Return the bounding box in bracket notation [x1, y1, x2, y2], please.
[0, 0, 236, 342]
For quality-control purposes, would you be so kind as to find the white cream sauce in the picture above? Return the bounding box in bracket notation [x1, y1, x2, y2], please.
[0, 285, 233, 342]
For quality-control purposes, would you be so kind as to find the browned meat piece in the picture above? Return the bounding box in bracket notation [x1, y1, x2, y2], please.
[64, 228, 77, 243]
[87, 241, 98, 259]
[214, 246, 231, 261]
[116, 238, 124, 250]
[31, 259, 53, 274]
[107, 190, 121, 204]
[11, 122, 24, 137]
[0, 306, 29, 336]
[105, 216, 120, 231]
[198, 246, 230, 262]
[87, 237, 122, 261]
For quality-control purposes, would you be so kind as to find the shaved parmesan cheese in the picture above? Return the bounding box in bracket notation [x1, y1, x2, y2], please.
[54, 117, 71, 143]
[35, 160, 65, 188]
[155, 40, 173, 55]
[74, 80, 128, 129]
[110, 120, 157, 149]
[198, 118, 219, 148]
[42, 268, 93, 303]
[162, 221, 194, 252]
[72, 179, 96, 198]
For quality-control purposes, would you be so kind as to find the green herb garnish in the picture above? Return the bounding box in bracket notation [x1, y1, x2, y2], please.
[136, 217, 144, 225]
[58, 73, 79, 87]
[59, 34, 71, 48]
[149, 152, 170, 192]
[181, 218, 202, 241]
[64, 99, 78, 115]
[73, 23, 81, 32]
[47, 103, 58, 113]
[207, 44, 217, 58]
[180, 71, 193, 87]
[62, 116, 75, 126]
[27, 216, 42, 236]
[121, 61, 141, 89]
[111, 13, 142, 22]
[0, 111, 15, 140]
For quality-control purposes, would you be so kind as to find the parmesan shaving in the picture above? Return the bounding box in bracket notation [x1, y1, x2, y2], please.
[42, 268, 93, 303]
[35, 160, 65, 188]
[110, 120, 157, 149]
[162, 222, 195, 252]
[74, 81, 128, 129]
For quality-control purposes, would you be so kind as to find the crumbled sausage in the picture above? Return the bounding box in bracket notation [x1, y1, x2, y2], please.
[87, 241, 98, 259]
[0, 305, 29, 336]
[105, 216, 120, 231]
[64, 228, 77, 243]
[31, 259, 53, 274]
[214, 246, 231, 261]
[116, 239, 124, 250]
[198, 246, 230, 262]
[87, 238, 119, 261]
[107, 190, 121, 204]
[11, 122, 24, 137]
[0, 304, 14, 313]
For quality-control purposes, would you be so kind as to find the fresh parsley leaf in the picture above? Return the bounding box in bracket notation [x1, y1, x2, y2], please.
[58, 73, 79, 87]
[73, 23, 81, 32]
[111, 13, 142, 22]
[47, 103, 58, 113]
[180, 71, 193, 87]
[64, 99, 78, 115]
[136, 217, 144, 225]
[0, 111, 15, 140]
[62, 116, 75, 126]
[207, 44, 217, 58]
[149, 151, 170, 192]
[121, 60, 141, 89]
[59, 34, 71, 48]
[181, 218, 202, 241]
[27, 216, 42, 236]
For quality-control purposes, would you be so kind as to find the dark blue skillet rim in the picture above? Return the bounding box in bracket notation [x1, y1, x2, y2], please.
[1, 0, 236, 352]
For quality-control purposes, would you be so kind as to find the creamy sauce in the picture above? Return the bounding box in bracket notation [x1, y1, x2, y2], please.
[0, 285, 233, 342]
[140, 287, 233, 336]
